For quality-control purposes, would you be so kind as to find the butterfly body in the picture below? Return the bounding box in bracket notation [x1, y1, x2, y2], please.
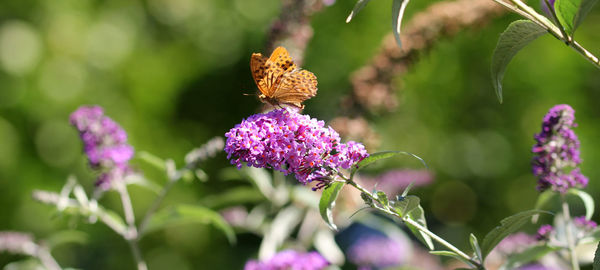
[250, 47, 318, 109]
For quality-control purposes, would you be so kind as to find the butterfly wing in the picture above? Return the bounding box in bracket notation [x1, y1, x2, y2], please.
[271, 69, 318, 107]
[250, 53, 269, 96]
[250, 47, 298, 98]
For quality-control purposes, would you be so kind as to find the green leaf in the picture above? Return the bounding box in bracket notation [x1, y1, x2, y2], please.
[594, 241, 600, 270]
[201, 187, 265, 209]
[319, 182, 345, 231]
[391, 195, 420, 217]
[376, 191, 389, 206]
[44, 230, 88, 249]
[481, 210, 550, 259]
[491, 20, 546, 103]
[568, 188, 595, 220]
[392, 0, 411, 48]
[350, 151, 426, 179]
[555, 0, 597, 35]
[555, 0, 579, 34]
[126, 175, 162, 194]
[406, 205, 434, 250]
[573, 0, 598, 32]
[141, 204, 236, 244]
[470, 233, 483, 263]
[346, 0, 373, 23]
[500, 244, 559, 270]
[136, 151, 166, 171]
[430, 250, 474, 268]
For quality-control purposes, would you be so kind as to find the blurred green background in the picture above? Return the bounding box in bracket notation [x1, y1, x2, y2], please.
[0, 0, 599, 269]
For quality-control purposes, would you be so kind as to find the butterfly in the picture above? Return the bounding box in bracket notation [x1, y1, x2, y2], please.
[250, 46, 318, 109]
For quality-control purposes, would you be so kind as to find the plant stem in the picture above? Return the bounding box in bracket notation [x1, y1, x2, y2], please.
[342, 176, 481, 268]
[128, 240, 148, 270]
[561, 195, 580, 270]
[503, 0, 600, 68]
[138, 177, 179, 234]
[37, 246, 61, 270]
[116, 183, 148, 270]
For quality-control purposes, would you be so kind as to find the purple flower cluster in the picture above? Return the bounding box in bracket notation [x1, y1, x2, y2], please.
[244, 250, 329, 270]
[225, 109, 368, 188]
[347, 235, 407, 270]
[532, 104, 587, 193]
[574, 216, 597, 230]
[70, 106, 134, 190]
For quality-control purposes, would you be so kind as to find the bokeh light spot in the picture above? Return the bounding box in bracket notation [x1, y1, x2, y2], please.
[34, 120, 80, 168]
[38, 57, 87, 102]
[431, 181, 477, 225]
[0, 21, 42, 76]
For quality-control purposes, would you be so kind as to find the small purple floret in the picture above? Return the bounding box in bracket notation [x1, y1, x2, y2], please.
[574, 216, 597, 230]
[224, 108, 368, 188]
[70, 106, 134, 190]
[244, 250, 329, 270]
[536, 224, 554, 240]
[532, 104, 587, 193]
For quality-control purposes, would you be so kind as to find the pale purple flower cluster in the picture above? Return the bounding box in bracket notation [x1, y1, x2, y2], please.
[347, 235, 407, 269]
[574, 216, 597, 230]
[532, 104, 587, 193]
[494, 233, 537, 255]
[536, 224, 554, 241]
[225, 109, 368, 188]
[360, 169, 433, 196]
[70, 106, 134, 190]
[517, 264, 559, 270]
[244, 250, 329, 270]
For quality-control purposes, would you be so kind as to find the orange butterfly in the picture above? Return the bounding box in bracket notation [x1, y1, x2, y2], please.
[250, 47, 318, 109]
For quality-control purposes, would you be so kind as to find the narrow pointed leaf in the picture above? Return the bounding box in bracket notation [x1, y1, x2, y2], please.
[376, 191, 389, 206]
[141, 204, 236, 244]
[481, 210, 550, 259]
[568, 188, 594, 220]
[470, 233, 483, 263]
[573, 0, 598, 32]
[391, 195, 420, 217]
[392, 0, 410, 47]
[346, 0, 373, 23]
[137, 151, 167, 171]
[319, 182, 345, 230]
[555, 0, 597, 35]
[406, 205, 434, 250]
[491, 20, 546, 103]
[350, 151, 426, 179]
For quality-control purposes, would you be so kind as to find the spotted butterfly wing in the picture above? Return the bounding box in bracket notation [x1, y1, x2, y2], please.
[250, 47, 317, 108]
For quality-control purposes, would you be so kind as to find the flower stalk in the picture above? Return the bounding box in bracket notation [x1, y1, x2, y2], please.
[561, 195, 580, 270]
[491, 0, 600, 68]
[341, 175, 481, 268]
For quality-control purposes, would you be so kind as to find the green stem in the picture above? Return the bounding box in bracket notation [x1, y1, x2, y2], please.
[138, 178, 179, 234]
[497, 0, 600, 68]
[116, 183, 148, 270]
[342, 176, 482, 268]
[561, 195, 580, 270]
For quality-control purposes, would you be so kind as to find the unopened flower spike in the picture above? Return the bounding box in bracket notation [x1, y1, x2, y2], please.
[532, 104, 587, 193]
[70, 106, 135, 190]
